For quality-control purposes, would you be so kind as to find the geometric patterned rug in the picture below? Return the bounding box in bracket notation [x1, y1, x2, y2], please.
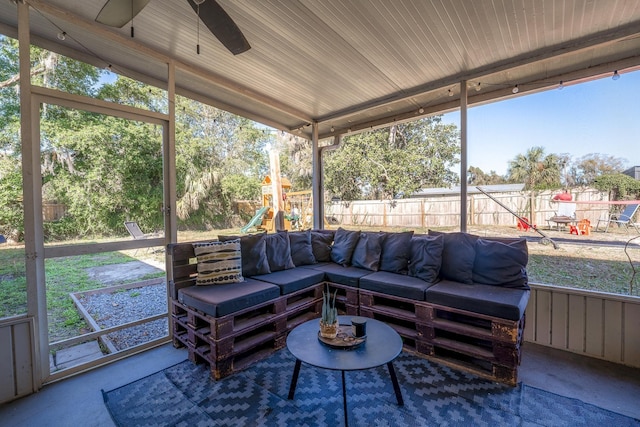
[103, 350, 640, 427]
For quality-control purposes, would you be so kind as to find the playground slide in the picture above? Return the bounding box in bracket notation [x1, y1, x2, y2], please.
[241, 206, 269, 233]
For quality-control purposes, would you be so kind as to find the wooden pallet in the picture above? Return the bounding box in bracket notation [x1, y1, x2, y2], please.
[358, 288, 525, 385]
[324, 282, 359, 316]
[359, 289, 430, 353]
[168, 241, 324, 380]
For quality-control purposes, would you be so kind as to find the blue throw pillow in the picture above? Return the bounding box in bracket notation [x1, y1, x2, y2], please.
[351, 232, 384, 271]
[218, 232, 271, 277]
[428, 230, 475, 284]
[330, 227, 361, 266]
[473, 238, 529, 289]
[264, 231, 296, 272]
[311, 229, 334, 262]
[408, 234, 444, 283]
[288, 230, 316, 266]
[379, 231, 414, 274]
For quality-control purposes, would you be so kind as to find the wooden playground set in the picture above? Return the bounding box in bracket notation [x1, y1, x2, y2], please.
[241, 175, 313, 233]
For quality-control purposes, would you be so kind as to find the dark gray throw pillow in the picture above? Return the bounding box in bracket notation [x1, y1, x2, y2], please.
[473, 238, 529, 289]
[428, 230, 475, 284]
[379, 231, 414, 274]
[288, 230, 316, 266]
[264, 231, 296, 272]
[408, 234, 444, 283]
[218, 232, 271, 277]
[311, 230, 334, 262]
[330, 227, 361, 266]
[351, 232, 384, 271]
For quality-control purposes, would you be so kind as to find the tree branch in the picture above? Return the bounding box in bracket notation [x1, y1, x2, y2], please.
[0, 65, 46, 89]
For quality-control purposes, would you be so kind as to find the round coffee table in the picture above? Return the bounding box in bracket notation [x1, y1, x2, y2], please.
[286, 315, 404, 427]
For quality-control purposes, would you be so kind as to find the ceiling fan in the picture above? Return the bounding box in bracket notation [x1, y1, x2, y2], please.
[95, 0, 251, 55]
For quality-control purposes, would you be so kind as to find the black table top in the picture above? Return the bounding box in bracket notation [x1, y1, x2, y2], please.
[286, 315, 403, 371]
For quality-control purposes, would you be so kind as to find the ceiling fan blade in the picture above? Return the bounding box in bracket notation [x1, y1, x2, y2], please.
[96, 0, 151, 28]
[187, 0, 251, 55]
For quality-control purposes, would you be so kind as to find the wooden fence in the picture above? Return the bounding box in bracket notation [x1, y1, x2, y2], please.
[325, 188, 611, 229]
[42, 204, 66, 222]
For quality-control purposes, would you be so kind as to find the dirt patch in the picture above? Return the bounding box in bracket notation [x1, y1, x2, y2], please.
[85, 260, 164, 285]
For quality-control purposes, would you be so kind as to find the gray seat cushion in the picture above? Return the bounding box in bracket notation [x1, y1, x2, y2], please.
[359, 271, 435, 301]
[252, 268, 326, 295]
[298, 262, 331, 269]
[425, 280, 529, 321]
[178, 278, 280, 318]
[310, 263, 370, 287]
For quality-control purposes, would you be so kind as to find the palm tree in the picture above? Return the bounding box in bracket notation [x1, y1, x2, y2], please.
[508, 146, 561, 190]
[507, 146, 562, 221]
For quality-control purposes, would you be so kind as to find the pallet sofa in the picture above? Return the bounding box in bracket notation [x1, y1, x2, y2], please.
[168, 228, 530, 385]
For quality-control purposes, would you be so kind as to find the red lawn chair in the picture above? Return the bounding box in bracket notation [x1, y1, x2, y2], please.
[517, 217, 536, 232]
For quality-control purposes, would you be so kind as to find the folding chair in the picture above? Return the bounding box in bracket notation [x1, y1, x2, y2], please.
[595, 204, 639, 233]
[124, 221, 162, 254]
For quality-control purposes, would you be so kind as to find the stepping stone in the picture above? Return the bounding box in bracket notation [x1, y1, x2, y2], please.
[54, 341, 103, 371]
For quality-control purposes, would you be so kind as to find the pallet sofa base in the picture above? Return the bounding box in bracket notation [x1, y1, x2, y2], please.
[171, 283, 324, 380]
[359, 288, 524, 386]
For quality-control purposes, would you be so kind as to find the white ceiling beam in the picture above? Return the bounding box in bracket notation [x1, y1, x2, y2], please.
[317, 55, 640, 140]
[316, 20, 640, 127]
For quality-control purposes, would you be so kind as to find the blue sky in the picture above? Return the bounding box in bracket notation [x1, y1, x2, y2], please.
[441, 69, 639, 176]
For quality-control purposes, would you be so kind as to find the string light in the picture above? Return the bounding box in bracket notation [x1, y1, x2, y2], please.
[448, 89, 454, 97]
[418, 107, 424, 114]
[130, 0, 134, 38]
[57, 31, 66, 41]
[330, 126, 335, 132]
[465, 71, 623, 95]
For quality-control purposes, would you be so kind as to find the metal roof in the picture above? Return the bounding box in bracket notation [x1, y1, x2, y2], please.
[412, 183, 525, 197]
[2, 0, 640, 140]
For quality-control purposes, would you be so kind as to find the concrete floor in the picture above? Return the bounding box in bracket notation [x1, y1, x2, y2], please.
[1, 342, 639, 426]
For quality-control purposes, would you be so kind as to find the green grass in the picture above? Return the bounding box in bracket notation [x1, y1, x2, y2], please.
[44, 252, 136, 342]
[0, 247, 27, 318]
[0, 247, 155, 342]
[528, 253, 638, 295]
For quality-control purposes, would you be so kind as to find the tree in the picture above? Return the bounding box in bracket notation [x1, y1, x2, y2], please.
[279, 132, 313, 191]
[467, 166, 508, 185]
[0, 154, 23, 240]
[593, 173, 640, 201]
[174, 95, 269, 228]
[0, 34, 272, 238]
[569, 153, 626, 187]
[507, 146, 561, 191]
[324, 117, 460, 200]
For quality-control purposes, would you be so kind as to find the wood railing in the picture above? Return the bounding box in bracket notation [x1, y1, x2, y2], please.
[524, 283, 640, 368]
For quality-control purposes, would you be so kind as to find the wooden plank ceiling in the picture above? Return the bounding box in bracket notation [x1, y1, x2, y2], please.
[1, 0, 640, 140]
